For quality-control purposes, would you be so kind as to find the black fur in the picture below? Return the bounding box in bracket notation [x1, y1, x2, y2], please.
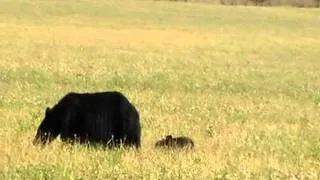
[33, 91, 141, 149]
[155, 135, 194, 149]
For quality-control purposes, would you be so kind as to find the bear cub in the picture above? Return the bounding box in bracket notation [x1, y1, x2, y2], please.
[155, 135, 194, 149]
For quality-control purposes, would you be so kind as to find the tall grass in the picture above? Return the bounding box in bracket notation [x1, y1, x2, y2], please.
[0, 0, 320, 179]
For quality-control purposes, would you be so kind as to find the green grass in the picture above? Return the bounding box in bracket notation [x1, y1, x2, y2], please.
[0, 0, 320, 179]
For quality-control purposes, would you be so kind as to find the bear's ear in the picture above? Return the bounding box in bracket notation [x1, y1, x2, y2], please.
[166, 135, 173, 140]
[45, 107, 51, 115]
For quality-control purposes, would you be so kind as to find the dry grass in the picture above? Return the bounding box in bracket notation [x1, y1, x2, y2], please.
[0, 0, 320, 179]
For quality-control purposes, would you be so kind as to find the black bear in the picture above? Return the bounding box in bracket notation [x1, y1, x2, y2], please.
[33, 91, 141, 149]
[155, 135, 194, 149]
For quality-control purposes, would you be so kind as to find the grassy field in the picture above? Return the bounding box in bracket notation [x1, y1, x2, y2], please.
[0, 0, 320, 179]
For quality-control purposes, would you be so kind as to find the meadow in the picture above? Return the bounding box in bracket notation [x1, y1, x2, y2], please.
[0, 0, 320, 179]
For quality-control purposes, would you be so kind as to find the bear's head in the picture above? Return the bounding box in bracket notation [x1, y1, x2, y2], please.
[33, 107, 61, 146]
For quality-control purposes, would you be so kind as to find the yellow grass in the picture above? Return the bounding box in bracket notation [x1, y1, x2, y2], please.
[0, 0, 320, 179]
